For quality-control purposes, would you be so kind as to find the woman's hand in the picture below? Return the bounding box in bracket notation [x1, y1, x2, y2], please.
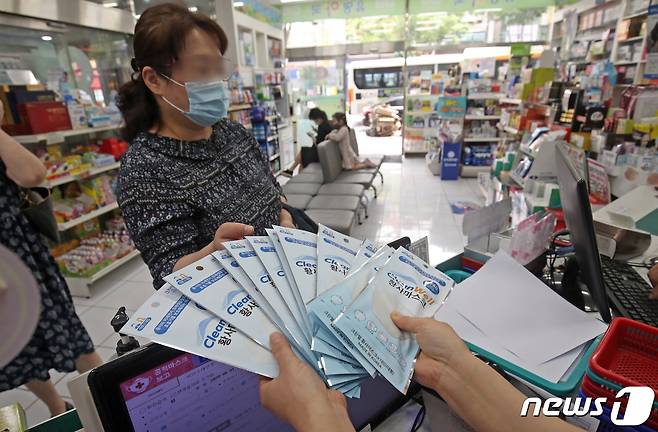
[279, 208, 295, 228]
[212, 222, 254, 250]
[391, 312, 471, 391]
[260, 333, 354, 432]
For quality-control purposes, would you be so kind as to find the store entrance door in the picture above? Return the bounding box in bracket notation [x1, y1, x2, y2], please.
[346, 55, 403, 159]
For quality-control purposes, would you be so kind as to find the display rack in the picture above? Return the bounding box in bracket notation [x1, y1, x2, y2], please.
[15, 124, 134, 296]
[66, 249, 141, 298]
[461, 92, 503, 178]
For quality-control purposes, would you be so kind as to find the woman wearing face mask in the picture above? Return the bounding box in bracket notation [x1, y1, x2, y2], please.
[116, 3, 293, 289]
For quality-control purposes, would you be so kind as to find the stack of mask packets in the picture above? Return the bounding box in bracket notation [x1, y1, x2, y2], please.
[122, 225, 455, 398]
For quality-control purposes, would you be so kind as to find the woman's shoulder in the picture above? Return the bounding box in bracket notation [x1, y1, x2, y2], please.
[213, 118, 256, 150]
[117, 133, 170, 189]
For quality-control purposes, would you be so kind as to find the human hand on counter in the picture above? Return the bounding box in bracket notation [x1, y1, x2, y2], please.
[259, 333, 354, 432]
[391, 312, 471, 391]
[649, 264, 658, 300]
[212, 223, 254, 251]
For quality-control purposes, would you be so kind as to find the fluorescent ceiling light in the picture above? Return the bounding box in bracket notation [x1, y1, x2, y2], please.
[41, 35, 52, 41]
[415, 27, 437, 31]
[234, 1, 244, 6]
[416, 20, 440, 25]
[475, 8, 502, 12]
[188, 6, 198, 12]
[103, 1, 119, 7]
[369, 28, 393, 33]
[280, 0, 306, 3]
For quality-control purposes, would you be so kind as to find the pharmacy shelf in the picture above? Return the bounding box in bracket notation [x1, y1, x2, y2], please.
[464, 137, 501, 142]
[228, 103, 253, 112]
[44, 162, 120, 188]
[615, 60, 639, 66]
[502, 125, 520, 135]
[467, 93, 503, 100]
[66, 249, 141, 297]
[464, 115, 501, 120]
[460, 164, 491, 177]
[13, 124, 122, 145]
[618, 35, 645, 44]
[57, 202, 119, 231]
[500, 98, 522, 105]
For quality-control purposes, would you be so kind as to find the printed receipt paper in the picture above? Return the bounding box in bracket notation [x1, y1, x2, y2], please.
[122, 285, 278, 378]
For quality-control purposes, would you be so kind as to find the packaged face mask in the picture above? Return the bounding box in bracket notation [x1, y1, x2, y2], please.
[122, 284, 278, 378]
[273, 226, 318, 305]
[311, 337, 362, 367]
[321, 355, 369, 376]
[344, 385, 361, 399]
[334, 248, 454, 394]
[308, 247, 394, 377]
[163, 254, 277, 349]
[349, 239, 378, 275]
[326, 373, 366, 387]
[316, 224, 362, 295]
[312, 323, 354, 358]
[266, 229, 311, 326]
[248, 235, 312, 343]
[221, 241, 310, 355]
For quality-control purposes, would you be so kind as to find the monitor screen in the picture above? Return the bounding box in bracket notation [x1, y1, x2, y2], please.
[118, 351, 405, 432]
[554, 143, 611, 322]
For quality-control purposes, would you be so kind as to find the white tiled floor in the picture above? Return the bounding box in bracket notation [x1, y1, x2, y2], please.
[0, 156, 484, 428]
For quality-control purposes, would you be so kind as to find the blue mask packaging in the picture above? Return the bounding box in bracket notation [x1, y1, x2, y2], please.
[247, 235, 312, 343]
[308, 247, 394, 377]
[122, 284, 278, 378]
[326, 373, 366, 387]
[349, 239, 378, 275]
[221, 240, 311, 357]
[316, 224, 362, 295]
[273, 226, 318, 305]
[311, 337, 362, 367]
[344, 385, 361, 399]
[266, 229, 310, 323]
[334, 248, 454, 394]
[321, 355, 369, 376]
[163, 254, 277, 350]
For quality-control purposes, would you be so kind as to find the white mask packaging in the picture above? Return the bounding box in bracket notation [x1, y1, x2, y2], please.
[308, 247, 394, 377]
[311, 337, 362, 367]
[122, 285, 278, 378]
[334, 248, 454, 394]
[248, 235, 312, 342]
[321, 355, 369, 376]
[349, 239, 378, 275]
[273, 226, 318, 305]
[316, 224, 362, 295]
[163, 254, 277, 349]
[221, 241, 311, 355]
[326, 373, 366, 387]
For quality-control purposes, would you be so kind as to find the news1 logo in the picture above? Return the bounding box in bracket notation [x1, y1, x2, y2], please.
[521, 387, 655, 426]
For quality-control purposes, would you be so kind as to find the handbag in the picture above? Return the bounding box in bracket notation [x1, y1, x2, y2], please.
[281, 203, 318, 233]
[20, 187, 60, 243]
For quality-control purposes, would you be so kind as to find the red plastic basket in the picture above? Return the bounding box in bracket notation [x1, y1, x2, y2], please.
[589, 318, 658, 400]
[581, 376, 658, 430]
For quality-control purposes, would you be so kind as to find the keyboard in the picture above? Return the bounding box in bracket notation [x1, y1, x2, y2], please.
[600, 255, 658, 327]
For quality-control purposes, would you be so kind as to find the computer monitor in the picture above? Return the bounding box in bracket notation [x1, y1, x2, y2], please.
[554, 143, 612, 322]
[89, 343, 410, 432]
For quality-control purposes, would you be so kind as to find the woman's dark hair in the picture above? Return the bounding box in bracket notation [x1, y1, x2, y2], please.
[118, 3, 228, 141]
[308, 107, 327, 122]
[332, 112, 347, 126]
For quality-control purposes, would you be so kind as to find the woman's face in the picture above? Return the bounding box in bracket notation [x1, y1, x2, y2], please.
[145, 27, 228, 123]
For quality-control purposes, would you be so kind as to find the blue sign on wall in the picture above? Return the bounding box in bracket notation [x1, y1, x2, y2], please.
[441, 142, 461, 180]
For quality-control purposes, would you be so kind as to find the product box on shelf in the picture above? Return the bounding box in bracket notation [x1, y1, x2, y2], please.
[19, 101, 72, 134]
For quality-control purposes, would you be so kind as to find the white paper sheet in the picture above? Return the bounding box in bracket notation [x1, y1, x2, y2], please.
[446, 251, 606, 365]
[437, 302, 587, 383]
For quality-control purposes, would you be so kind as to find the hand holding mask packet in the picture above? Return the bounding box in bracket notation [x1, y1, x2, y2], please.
[315, 224, 362, 295]
[122, 284, 278, 378]
[333, 248, 455, 394]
